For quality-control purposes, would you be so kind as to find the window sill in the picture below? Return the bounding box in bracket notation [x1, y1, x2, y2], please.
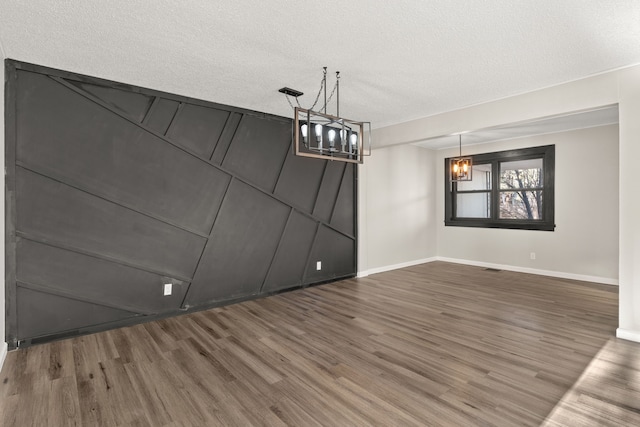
[444, 219, 555, 231]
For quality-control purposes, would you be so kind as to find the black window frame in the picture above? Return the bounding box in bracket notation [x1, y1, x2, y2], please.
[445, 144, 555, 231]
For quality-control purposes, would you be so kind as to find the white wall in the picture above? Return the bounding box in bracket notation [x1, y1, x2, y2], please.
[1, 52, 7, 367]
[358, 144, 437, 275]
[436, 125, 619, 283]
[618, 66, 640, 342]
[368, 64, 640, 343]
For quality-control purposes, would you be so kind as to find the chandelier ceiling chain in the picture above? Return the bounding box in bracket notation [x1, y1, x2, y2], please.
[323, 71, 339, 114]
[284, 92, 300, 110]
[284, 67, 340, 113]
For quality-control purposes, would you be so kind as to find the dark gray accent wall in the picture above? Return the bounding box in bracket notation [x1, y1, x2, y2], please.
[4, 60, 357, 348]
[262, 211, 318, 292]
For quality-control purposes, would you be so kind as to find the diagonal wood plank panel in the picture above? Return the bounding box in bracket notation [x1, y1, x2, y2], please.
[5, 60, 357, 347]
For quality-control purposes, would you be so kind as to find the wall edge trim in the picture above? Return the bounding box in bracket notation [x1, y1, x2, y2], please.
[357, 257, 438, 277]
[0, 342, 7, 372]
[436, 257, 619, 286]
[616, 328, 640, 343]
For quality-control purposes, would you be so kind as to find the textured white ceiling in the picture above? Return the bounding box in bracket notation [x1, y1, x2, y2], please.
[415, 105, 619, 149]
[1, 1, 639, 131]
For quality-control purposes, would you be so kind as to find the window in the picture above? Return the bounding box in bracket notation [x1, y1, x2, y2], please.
[445, 145, 555, 231]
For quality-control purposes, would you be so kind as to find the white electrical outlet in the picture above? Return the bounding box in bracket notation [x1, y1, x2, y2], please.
[316, 261, 322, 270]
[530, 252, 536, 260]
[163, 283, 172, 296]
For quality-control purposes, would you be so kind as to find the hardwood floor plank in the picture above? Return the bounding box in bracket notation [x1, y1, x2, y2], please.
[1, 261, 638, 426]
[123, 361, 174, 426]
[0, 394, 20, 426]
[269, 396, 324, 427]
[47, 376, 81, 427]
[47, 339, 74, 381]
[72, 336, 114, 426]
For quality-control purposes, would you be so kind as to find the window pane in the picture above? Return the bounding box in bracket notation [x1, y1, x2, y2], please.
[500, 158, 543, 190]
[499, 191, 543, 219]
[456, 192, 491, 218]
[457, 163, 492, 191]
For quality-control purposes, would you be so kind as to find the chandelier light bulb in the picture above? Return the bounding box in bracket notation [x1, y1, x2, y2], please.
[350, 133, 357, 145]
[301, 124, 308, 141]
[339, 130, 347, 151]
[315, 124, 323, 147]
[328, 129, 336, 146]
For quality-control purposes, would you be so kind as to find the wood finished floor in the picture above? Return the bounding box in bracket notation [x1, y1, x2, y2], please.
[1, 261, 639, 426]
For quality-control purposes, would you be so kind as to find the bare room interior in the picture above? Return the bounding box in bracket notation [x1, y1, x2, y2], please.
[1, 1, 640, 426]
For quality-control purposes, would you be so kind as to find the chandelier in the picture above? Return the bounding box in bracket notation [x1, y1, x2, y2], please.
[450, 134, 472, 181]
[279, 68, 371, 164]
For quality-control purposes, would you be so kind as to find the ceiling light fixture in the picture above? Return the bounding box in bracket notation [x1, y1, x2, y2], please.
[450, 134, 472, 181]
[280, 67, 371, 164]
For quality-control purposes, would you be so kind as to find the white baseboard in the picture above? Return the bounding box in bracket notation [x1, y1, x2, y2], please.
[358, 257, 437, 278]
[617, 328, 640, 343]
[436, 256, 618, 286]
[357, 256, 618, 286]
[0, 342, 7, 373]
